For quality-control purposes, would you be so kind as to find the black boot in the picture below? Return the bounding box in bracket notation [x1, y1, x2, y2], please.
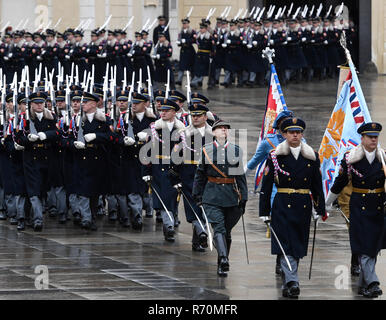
[214, 233, 229, 277]
[192, 220, 208, 249]
[17, 219, 25, 231]
[275, 255, 283, 275]
[225, 235, 232, 256]
[351, 254, 361, 276]
[192, 232, 205, 252]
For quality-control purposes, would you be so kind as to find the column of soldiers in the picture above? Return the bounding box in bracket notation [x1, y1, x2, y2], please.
[0, 7, 357, 88]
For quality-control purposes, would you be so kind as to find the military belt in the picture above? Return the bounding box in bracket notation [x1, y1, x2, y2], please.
[198, 49, 210, 53]
[184, 160, 199, 165]
[208, 176, 236, 184]
[33, 143, 46, 148]
[352, 187, 385, 194]
[86, 143, 98, 149]
[277, 188, 310, 194]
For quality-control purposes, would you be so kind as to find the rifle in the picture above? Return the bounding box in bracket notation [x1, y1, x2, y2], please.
[1, 83, 6, 137]
[125, 72, 135, 139]
[146, 66, 156, 116]
[185, 71, 192, 125]
[110, 65, 117, 129]
[102, 69, 109, 116]
[64, 80, 71, 127]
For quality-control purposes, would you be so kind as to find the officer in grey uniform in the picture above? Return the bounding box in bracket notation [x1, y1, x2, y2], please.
[193, 119, 248, 277]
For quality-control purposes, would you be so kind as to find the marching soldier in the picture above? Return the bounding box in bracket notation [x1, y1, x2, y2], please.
[326, 122, 385, 298]
[71, 91, 112, 231]
[171, 103, 213, 251]
[175, 18, 196, 86]
[247, 20, 268, 87]
[129, 32, 148, 85]
[142, 98, 184, 241]
[153, 16, 171, 45]
[192, 119, 248, 276]
[222, 20, 244, 88]
[152, 32, 174, 90]
[246, 110, 294, 275]
[191, 22, 214, 89]
[259, 118, 325, 298]
[41, 29, 59, 75]
[71, 31, 88, 82]
[15, 91, 60, 231]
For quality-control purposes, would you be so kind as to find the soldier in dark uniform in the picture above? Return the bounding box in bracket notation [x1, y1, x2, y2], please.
[268, 18, 288, 85]
[326, 123, 385, 298]
[285, 18, 308, 83]
[15, 92, 59, 231]
[222, 20, 244, 88]
[153, 16, 170, 45]
[152, 32, 174, 90]
[247, 20, 268, 87]
[193, 120, 248, 276]
[191, 23, 214, 89]
[213, 19, 228, 88]
[106, 30, 123, 84]
[71, 91, 113, 231]
[142, 98, 184, 241]
[141, 29, 154, 84]
[8, 31, 26, 82]
[311, 17, 328, 81]
[41, 29, 59, 76]
[1, 93, 18, 225]
[56, 32, 70, 78]
[2, 33, 14, 83]
[129, 32, 148, 87]
[87, 29, 104, 84]
[323, 16, 341, 78]
[10, 94, 29, 230]
[300, 17, 319, 82]
[176, 18, 196, 86]
[171, 103, 213, 251]
[259, 118, 325, 298]
[71, 31, 88, 82]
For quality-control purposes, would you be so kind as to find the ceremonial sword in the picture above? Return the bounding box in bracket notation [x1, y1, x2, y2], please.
[149, 183, 174, 224]
[179, 188, 213, 251]
[266, 222, 292, 271]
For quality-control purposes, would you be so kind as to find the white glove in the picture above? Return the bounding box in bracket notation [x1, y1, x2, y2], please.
[142, 175, 152, 182]
[173, 183, 182, 189]
[36, 56, 43, 61]
[176, 40, 181, 45]
[242, 40, 247, 45]
[283, 41, 288, 45]
[260, 216, 271, 223]
[28, 134, 39, 142]
[3, 56, 8, 61]
[311, 39, 315, 43]
[221, 43, 227, 48]
[156, 54, 160, 59]
[252, 41, 257, 46]
[137, 132, 148, 141]
[8, 53, 13, 58]
[302, 37, 307, 42]
[124, 136, 135, 146]
[84, 133, 96, 142]
[98, 53, 107, 58]
[37, 132, 47, 141]
[65, 55, 71, 60]
[312, 209, 320, 222]
[127, 53, 133, 57]
[325, 191, 339, 212]
[74, 141, 86, 149]
[247, 44, 252, 49]
[269, 39, 274, 45]
[14, 142, 24, 151]
[226, 39, 231, 44]
[0, 138, 4, 145]
[181, 39, 186, 43]
[287, 36, 292, 41]
[324, 40, 328, 45]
